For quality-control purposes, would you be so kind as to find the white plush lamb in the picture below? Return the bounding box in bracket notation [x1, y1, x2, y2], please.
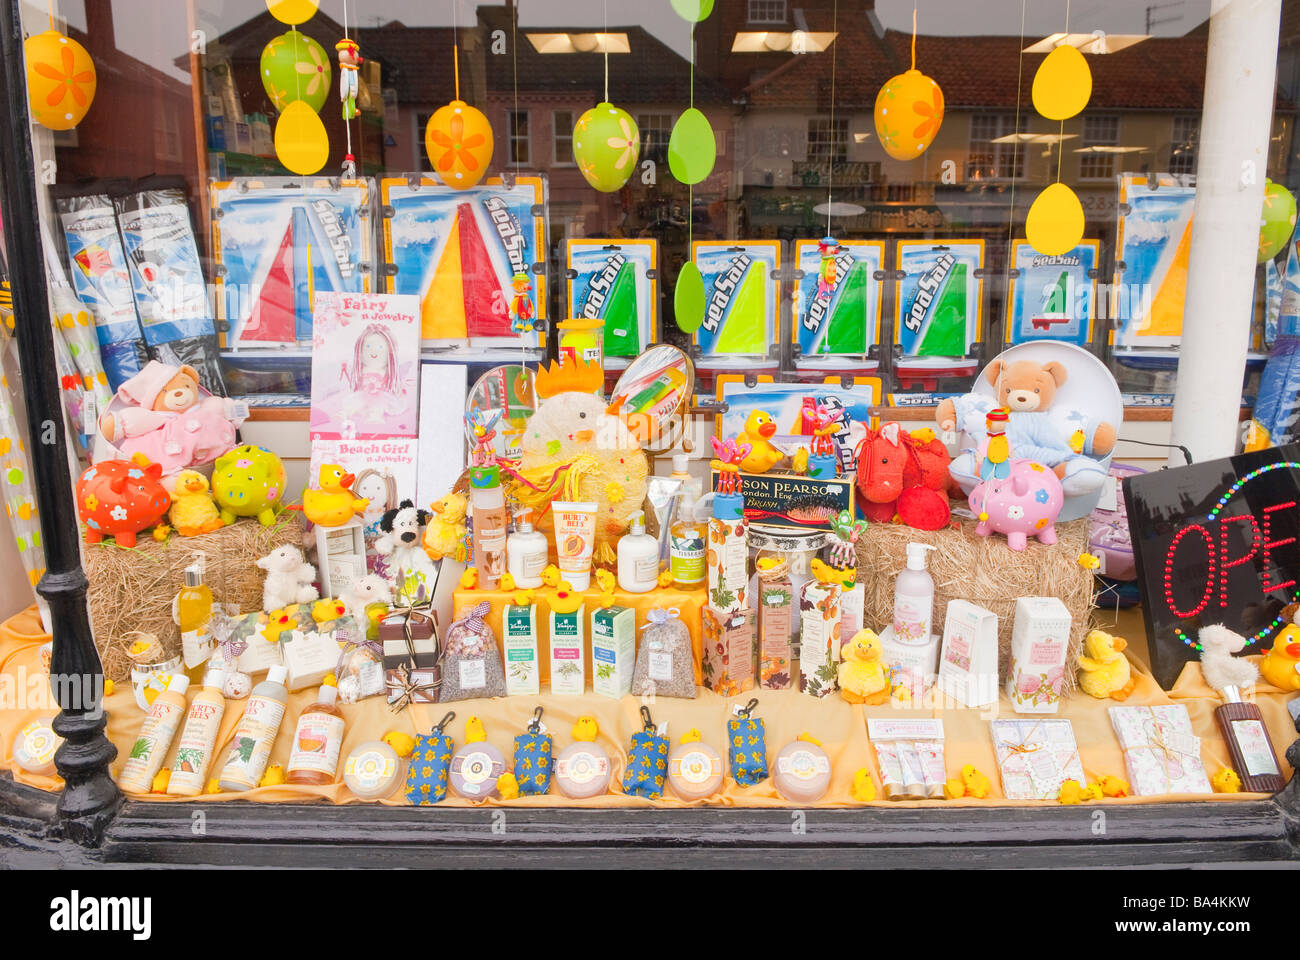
[339, 574, 393, 621]
[256, 544, 320, 613]
[1198, 624, 1261, 693]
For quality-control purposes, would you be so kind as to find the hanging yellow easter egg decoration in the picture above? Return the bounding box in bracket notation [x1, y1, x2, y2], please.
[1032, 44, 1092, 121]
[425, 100, 495, 190]
[266, 0, 320, 25]
[1026, 182, 1086, 257]
[274, 99, 329, 175]
[873, 69, 944, 160]
[25, 30, 97, 131]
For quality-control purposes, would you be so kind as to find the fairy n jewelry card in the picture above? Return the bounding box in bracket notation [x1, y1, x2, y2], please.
[382, 175, 548, 353]
[1005, 240, 1098, 346]
[211, 177, 375, 348]
[565, 239, 657, 365]
[692, 241, 781, 368]
[792, 239, 884, 366]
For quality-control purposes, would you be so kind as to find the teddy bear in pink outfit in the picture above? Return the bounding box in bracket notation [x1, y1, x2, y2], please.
[98, 361, 243, 479]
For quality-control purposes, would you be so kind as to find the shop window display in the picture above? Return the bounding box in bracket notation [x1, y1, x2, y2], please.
[0, 0, 1299, 869]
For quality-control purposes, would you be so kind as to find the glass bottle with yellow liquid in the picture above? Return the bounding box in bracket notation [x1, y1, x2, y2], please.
[669, 491, 706, 590]
[177, 561, 215, 684]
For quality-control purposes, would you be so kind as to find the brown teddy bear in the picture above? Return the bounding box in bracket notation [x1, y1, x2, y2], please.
[97, 361, 241, 479]
[936, 358, 1116, 496]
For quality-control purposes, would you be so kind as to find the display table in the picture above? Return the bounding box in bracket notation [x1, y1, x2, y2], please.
[2, 606, 1294, 809]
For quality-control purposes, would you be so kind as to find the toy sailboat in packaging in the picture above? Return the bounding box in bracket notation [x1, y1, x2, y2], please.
[692, 241, 780, 370]
[793, 239, 884, 369]
[565, 239, 657, 365]
[893, 239, 985, 391]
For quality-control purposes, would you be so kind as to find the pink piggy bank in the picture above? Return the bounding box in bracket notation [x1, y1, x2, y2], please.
[76, 457, 171, 548]
[968, 459, 1063, 551]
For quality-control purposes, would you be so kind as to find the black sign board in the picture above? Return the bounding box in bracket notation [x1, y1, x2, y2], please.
[1125, 444, 1300, 689]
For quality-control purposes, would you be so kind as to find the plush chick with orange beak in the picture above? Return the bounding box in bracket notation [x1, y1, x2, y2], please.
[737, 410, 784, 474]
[168, 470, 225, 536]
[303, 464, 369, 527]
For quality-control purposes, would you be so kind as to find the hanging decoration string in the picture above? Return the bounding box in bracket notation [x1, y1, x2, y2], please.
[825, 0, 839, 236]
[1056, 0, 1070, 185]
[453, 0, 461, 102]
[1003, 0, 1026, 293]
[688, 19, 695, 251]
[603, 0, 610, 103]
[342, 0, 354, 176]
[910, 5, 917, 71]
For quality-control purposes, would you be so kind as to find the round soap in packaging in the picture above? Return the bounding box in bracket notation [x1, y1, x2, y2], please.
[773, 740, 832, 803]
[554, 741, 612, 798]
[343, 741, 403, 800]
[449, 742, 506, 799]
[14, 718, 63, 776]
[667, 741, 724, 800]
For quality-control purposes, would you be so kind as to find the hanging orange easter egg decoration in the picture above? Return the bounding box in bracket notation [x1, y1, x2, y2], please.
[424, 100, 495, 190]
[25, 30, 97, 131]
[1026, 182, 1086, 257]
[873, 69, 944, 161]
[274, 99, 330, 175]
[267, 0, 320, 25]
[1032, 44, 1092, 121]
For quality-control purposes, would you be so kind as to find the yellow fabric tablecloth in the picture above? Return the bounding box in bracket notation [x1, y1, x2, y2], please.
[1, 605, 1293, 808]
[452, 585, 706, 685]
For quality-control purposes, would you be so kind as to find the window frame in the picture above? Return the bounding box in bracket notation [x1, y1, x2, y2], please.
[1078, 114, 1121, 181]
[508, 108, 531, 167]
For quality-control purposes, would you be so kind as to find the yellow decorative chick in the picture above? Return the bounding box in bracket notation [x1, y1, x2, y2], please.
[810, 556, 856, 589]
[1212, 767, 1242, 793]
[944, 776, 966, 800]
[103, 679, 115, 697]
[151, 524, 171, 542]
[499, 572, 517, 592]
[423, 492, 468, 561]
[383, 730, 417, 758]
[512, 589, 536, 607]
[851, 768, 877, 802]
[572, 716, 600, 742]
[1259, 624, 1300, 692]
[837, 629, 890, 705]
[791, 447, 810, 475]
[465, 716, 487, 744]
[960, 764, 991, 799]
[541, 564, 563, 589]
[151, 769, 171, 794]
[1098, 774, 1130, 798]
[1057, 779, 1085, 804]
[548, 585, 584, 615]
[1077, 629, 1136, 700]
[594, 568, 616, 594]
[1077, 552, 1101, 570]
[497, 772, 520, 800]
[755, 556, 782, 573]
[680, 728, 703, 744]
[1080, 781, 1104, 803]
[168, 470, 225, 536]
[206, 777, 222, 795]
[736, 410, 784, 474]
[259, 764, 286, 787]
[303, 464, 369, 527]
[911, 427, 937, 444]
[460, 567, 479, 590]
[657, 568, 674, 588]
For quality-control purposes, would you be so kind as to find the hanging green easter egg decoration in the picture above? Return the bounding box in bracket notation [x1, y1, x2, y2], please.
[1259, 178, 1297, 263]
[261, 31, 331, 113]
[668, 108, 716, 185]
[670, 0, 714, 21]
[573, 103, 641, 192]
[275, 99, 330, 175]
[674, 261, 707, 334]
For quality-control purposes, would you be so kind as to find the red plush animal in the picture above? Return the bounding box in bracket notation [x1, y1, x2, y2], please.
[854, 423, 953, 530]
[76, 455, 171, 547]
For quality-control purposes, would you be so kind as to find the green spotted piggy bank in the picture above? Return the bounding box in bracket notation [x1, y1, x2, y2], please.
[212, 444, 286, 526]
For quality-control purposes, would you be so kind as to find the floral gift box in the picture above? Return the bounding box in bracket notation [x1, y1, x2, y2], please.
[1109, 705, 1211, 796]
[990, 718, 1086, 800]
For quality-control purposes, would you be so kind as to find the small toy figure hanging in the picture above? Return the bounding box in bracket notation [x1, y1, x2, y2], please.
[816, 236, 840, 300]
[509, 271, 535, 334]
[337, 38, 361, 120]
[709, 436, 751, 497]
[979, 407, 1011, 481]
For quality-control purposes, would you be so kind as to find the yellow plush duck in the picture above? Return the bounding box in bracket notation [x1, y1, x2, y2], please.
[837, 629, 890, 705]
[736, 410, 784, 474]
[303, 464, 369, 527]
[423, 492, 469, 561]
[1259, 624, 1300, 692]
[168, 470, 225, 537]
[1077, 629, 1136, 701]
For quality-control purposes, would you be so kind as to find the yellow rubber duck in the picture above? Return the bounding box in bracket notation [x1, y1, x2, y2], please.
[259, 764, 286, 787]
[1077, 629, 1136, 700]
[547, 585, 584, 615]
[837, 629, 890, 705]
[572, 716, 600, 742]
[311, 597, 347, 627]
[260, 609, 296, 644]
[1259, 624, 1300, 692]
[1212, 767, 1242, 793]
[303, 464, 369, 527]
[383, 730, 417, 758]
[736, 410, 784, 474]
[497, 772, 520, 800]
[168, 470, 225, 536]
[465, 716, 488, 744]
[1098, 774, 1130, 798]
[851, 768, 877, 802]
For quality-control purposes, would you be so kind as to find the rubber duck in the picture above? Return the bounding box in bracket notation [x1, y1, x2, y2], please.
[960, 764, 991, 799]
[572, 716, 600, 741]
[1259, 624, 1300, 692]
[1212, 767, 1242, 793]
[497, 772, 520, 800]
[311, 597, 347, 628]
[548, 585, 584, 615]
[1077, 629, 1136, 700]
[736, 411, 784, 474]
[260, 609, 296, 644]
[1258, 621, 1300, 686]
[303, 464, 369, 527]
[383, 730, 417, 758]
[1098, 774, 1130, 798]
[465, 715, 487, 743]
[837, 629, 890, 705]
[168, 470, 225, 536]
[423, 491, 469, 561]
[259, 764, 286, 787]
[851, 768, 877, 802]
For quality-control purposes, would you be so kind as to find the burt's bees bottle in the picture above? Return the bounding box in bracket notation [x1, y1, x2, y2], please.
[286, 675, 345, 785]
[166, 671, 226, 796]
[118, 674, 190, 794]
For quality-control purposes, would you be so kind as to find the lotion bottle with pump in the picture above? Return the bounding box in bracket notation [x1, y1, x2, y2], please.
[618, 510, 660, 593]
[507, 512, 549, 588]
[892, 543, 937, 645]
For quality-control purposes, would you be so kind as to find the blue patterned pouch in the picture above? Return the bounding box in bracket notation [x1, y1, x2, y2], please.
[405, 712, 456, 806]
[729, 699, 768, 786]
[513, 707, 554, 797]
[622, 706, 669, 799]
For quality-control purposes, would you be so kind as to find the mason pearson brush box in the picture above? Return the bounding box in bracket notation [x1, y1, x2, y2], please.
[710, 469, 855, 534]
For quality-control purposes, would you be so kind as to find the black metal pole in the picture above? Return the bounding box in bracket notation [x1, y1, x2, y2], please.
[0, 0, 120, 844]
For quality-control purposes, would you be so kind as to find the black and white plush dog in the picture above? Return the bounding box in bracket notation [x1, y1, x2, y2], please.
[375, 499, 436, 582]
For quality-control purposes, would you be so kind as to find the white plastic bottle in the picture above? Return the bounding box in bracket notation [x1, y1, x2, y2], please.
[892, 543, 937, 645]
[507, 514, 549, 589]
[617, 510, 660, 593]
[167, 670, 227, 796]
[218, 665, 289, 791]
[118, 674, 190, 794]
